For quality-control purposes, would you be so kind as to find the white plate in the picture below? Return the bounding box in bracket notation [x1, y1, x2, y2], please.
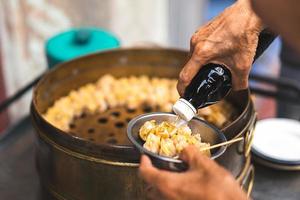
[252, 118, 300, 164]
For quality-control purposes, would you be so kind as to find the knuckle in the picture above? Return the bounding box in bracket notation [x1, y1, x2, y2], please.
[192, 43, 210, 61]
[193, 44, 203, 58]
[223, 39, 235, 49]
[190, 35, 198, 46]
[238, 64, 251, 72]
[179, 71, 190, 85]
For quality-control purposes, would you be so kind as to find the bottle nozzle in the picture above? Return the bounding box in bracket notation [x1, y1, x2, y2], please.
[172, 98, 197, 122]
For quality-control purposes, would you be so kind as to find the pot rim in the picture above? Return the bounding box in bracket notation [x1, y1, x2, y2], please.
[221, 90, 251, 132]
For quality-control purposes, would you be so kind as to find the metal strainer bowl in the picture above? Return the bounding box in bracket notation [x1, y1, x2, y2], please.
[127, 112, 227, 171]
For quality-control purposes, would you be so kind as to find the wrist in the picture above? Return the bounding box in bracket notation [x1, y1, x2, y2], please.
[235, 0, 264, 33]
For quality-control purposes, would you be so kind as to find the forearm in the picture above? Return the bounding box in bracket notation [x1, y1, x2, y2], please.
[236, 0, 277, 60]
[235, 0, 264, 32]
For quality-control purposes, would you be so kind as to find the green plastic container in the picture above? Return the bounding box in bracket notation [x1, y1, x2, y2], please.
[46, 28, 120, 68]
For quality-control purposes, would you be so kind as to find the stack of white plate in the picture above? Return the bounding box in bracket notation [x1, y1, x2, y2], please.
[251, 118, 300, 170]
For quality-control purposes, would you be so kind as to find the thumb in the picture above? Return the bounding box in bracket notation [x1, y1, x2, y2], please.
[139, 155, 173, 186]
[180, 146, 211, 170]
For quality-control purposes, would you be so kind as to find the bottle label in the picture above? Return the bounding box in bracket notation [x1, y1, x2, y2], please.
[184, 64, 232, 109]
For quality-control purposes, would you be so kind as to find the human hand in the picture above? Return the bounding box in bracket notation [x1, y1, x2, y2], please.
[177, 0, 263, 95]
[139, 146, 247, 200]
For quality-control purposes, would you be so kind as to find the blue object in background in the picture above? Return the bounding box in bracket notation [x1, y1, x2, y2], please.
[206, 0, 235, 21]
[45, 28, 120, 68]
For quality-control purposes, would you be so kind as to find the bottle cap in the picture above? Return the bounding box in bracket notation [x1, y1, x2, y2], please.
[172, 98, 197, 121]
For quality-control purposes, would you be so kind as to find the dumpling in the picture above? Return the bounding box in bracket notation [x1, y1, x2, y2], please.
[159, 138, 176, 157]
[139, 120, 211, 158]
[187, 134, 201, 145]
[188, 134, 210, 157]
[143, 133, 161, 154]
[139, 120, 156, 141]
[172, 134, 189, 153]
[155, 122, 177, 139]
[177, 125, 192, 136]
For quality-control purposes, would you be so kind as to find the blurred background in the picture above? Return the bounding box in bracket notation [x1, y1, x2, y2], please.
[0, 0, 281, 132]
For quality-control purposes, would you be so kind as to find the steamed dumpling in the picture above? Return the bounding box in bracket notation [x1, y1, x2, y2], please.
[143, 133, 161, 154]
[159, 138, 177, 157]
[139, 120, 156, 141]
[139, 120, 211, 158]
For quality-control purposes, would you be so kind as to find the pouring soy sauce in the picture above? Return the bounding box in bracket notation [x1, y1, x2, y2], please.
[173, 29, 276, 122]
[173, 63, 231, 122]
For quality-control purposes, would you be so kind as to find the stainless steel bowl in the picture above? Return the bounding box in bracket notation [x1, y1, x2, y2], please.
[127, 112, 227, 171]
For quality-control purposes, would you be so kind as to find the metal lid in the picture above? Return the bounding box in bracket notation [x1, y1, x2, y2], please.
[45, 27, 120, 68]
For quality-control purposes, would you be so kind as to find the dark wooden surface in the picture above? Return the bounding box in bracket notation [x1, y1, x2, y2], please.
[0, 117, 40, 200]
[0, 116, 299, 200]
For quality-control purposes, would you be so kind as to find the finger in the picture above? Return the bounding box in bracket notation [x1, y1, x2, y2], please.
[190, 34, 197, 55]
[177, 58, 203, 96]
[231, 72, 249, 90]
[177, 40, 217, 96]
[179, 146, 212, 170]
[140, 156, 180, 200]
[139, 155, 173, 187]
[228, 53, 252, 91]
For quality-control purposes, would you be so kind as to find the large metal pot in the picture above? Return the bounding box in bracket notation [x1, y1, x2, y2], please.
[31, 48, 256, 200]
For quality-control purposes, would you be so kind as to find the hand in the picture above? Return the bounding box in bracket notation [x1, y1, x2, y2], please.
[139, 146, 247, 200]
[177, 0, 263, 95]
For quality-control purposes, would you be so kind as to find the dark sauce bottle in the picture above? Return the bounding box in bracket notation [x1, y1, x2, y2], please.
[184, 63, 231, 108]
[173, 64, 231, 121]
[173, 29, 277, 121]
